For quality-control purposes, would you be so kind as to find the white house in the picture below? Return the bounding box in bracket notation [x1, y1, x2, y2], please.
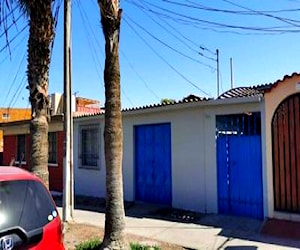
[73, 72, 300, 221]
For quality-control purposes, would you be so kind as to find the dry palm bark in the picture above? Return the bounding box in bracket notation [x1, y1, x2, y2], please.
[97, 0, 128, 249]
[0, 0, 54, 188]
[27, 1, 54, 188]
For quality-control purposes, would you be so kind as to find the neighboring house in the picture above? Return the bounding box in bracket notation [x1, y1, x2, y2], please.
[1, 93, 102, 192]
[73, 72, 300, 222]
[1, 115, 64, 191]
[0, 108, 31, 153]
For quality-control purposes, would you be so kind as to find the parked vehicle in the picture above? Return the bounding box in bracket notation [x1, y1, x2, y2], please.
[0, 167, 64, 249]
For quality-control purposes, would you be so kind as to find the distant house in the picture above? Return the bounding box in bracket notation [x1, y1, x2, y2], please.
[73, 72, 300, 222]
[0, 93, 102, 192]
[1, 115, 64, 191]
[0, 108, 31, 153]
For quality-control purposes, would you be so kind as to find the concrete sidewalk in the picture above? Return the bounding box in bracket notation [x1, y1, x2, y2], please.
[58, 205, 300, 250]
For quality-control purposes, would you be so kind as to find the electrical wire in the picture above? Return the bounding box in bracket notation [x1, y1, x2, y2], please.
[0, 25, 27, 54]
[2, 52, 26, 107]
[0, 31, 27, 65]
[76, 0, 104, 81]
[127, 0, 300, 34]
[86, 0, 135, 107]
[120, 50, 161, 102]
[125, 14, 215, 71]
[170, 0, 300, 14]
[123, 15, 211, 97]
[130, 0, 200, 55]
[222, 0, 300, 27]
[9, 75, 26, 108]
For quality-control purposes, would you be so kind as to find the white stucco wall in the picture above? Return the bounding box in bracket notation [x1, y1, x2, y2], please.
[73, 96, 263, 214]
[73, 117, 106, 198]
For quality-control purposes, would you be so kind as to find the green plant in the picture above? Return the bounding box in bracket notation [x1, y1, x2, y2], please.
[75, 238, 101, 250]
[130, 243, 160, 250]
[75, 239, 161, 250]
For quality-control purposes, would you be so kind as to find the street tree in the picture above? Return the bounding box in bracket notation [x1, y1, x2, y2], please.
[0, 0, 55, 188]
[97, 0, 128, 249]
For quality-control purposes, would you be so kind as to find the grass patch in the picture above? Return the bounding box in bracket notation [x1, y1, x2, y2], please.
[75, 238, 101, 250]
[75, 238, 160, 250]
[130, 242, 160, 250]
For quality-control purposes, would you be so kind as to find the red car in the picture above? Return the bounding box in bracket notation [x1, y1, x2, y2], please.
[0, 167, 64, 249]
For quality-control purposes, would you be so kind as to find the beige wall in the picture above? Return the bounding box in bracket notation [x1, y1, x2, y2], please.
[264, 74, 300, 220]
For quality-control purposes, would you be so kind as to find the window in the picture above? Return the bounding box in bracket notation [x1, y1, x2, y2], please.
[79, 125, 100, 169]
[16, 134, 26, 163]
[48, 132, 57, 164]
[0, 180, 56, 232]
[2, 113, 9, 119]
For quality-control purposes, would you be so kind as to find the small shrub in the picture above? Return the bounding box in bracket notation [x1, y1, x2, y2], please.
[75, 238, 101, 250]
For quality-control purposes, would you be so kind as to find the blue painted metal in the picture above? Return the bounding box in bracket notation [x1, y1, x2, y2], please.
[135, 123, 172, 205]
[217, 135, 263, 219]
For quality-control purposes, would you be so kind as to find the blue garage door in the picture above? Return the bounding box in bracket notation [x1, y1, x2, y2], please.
[216, 113, 263, 219]
[135, 123, 172, 205]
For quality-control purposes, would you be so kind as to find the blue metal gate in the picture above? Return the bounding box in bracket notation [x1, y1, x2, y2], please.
[135, 123, 172, 205]
[216, 113, 263, 219]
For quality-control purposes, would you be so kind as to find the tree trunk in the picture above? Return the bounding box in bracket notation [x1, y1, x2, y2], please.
[98, 1, 128, 249]
[27, 1, 54, 189]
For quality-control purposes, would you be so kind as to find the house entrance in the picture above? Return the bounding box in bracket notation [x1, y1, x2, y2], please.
[272, 93, 300, 213]
[216, 113, 263, 219]
[134, 123, 172, 205]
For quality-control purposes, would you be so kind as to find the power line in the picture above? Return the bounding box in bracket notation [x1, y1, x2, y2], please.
[168, 0, 300, 14]
[222, 0, 300, 27]
[125, 14, 215, 70]
[0, 4, 19, 24]
[2, 52, 26, 107]
[0, 32, 26, 65]
[9, 75, 26, 108]
[76, 0, 108, 102]
[76, 0, 104, 76]
[80, 0, 136, 107]
[0, 25, 27, 54]
[130, 0, 199, 54]
[51, 0, 63, 58]
[123, 15, 211, 97]
[120, 50, 161, 102]
[121, 88, 135, 107]
[129, 0, 300, 34]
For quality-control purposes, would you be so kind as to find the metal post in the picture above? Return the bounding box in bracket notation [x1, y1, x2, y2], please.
[69, 48, 74, 218]
[230, 57, 234, 89]
[63, 0, 73, 222]
[216, 49, 220, 97]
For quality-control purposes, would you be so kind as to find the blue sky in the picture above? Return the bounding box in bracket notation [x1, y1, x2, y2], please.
[1, 0, 300, 109]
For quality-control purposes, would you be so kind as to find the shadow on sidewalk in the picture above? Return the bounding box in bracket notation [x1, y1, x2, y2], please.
[53, 194, 300, 249]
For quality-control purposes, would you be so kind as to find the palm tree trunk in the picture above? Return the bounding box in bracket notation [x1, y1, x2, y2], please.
[27, 1, 54, 189]
[98, 1, 128, 249]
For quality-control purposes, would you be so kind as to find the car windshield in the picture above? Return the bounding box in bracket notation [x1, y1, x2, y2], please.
[0, 180, 57, 232]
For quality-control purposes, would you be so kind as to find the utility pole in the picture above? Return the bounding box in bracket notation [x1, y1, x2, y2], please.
[63, 0, 73, 222]
[230, 57, 234, 89]
[216, 49, 220, 97]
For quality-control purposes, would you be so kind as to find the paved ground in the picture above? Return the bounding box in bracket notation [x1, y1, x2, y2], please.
[55, 197, 300, 250]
